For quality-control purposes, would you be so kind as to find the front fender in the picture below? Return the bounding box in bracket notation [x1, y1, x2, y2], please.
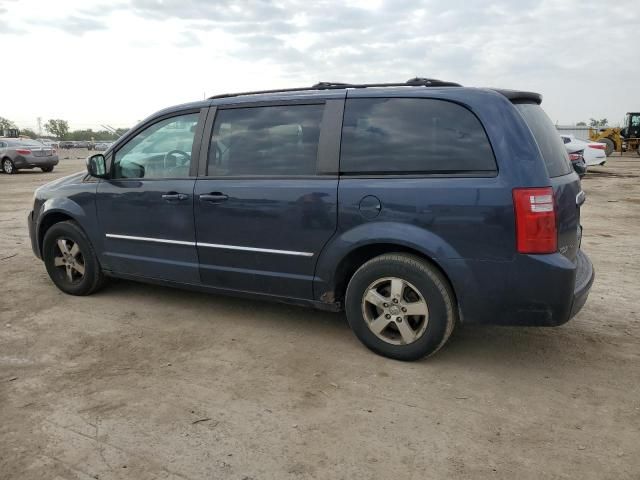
[313, 221, 471, 304]
[37, 195, 100, 255]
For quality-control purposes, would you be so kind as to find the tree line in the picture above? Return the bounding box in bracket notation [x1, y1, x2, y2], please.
[1, 116, 128, 141]
[576, 118, 609, 127]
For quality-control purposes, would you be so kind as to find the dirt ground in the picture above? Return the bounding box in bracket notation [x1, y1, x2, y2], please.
[1, 150, 639, 480]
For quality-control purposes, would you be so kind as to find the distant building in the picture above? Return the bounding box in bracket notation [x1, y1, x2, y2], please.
[555, 125, 591, 141]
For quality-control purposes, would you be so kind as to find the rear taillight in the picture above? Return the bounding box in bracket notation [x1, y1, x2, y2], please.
[568, 153, 581, 161]
[15, 148, 31, 155]
[513, 187, 557, 254]
[589, 143, 606, 150]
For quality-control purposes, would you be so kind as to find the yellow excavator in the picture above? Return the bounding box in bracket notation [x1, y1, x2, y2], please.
[589, 112, 640, 156]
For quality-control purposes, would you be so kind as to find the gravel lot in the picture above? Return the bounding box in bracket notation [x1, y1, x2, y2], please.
[1, 150, 639, 479]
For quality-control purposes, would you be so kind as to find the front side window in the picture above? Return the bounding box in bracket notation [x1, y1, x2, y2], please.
[113, 113, 199, 179]
[207, 104, 324, 176]
[340, 98, 497, 175]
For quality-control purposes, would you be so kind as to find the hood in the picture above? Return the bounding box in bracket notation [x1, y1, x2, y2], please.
[35, 171, 89, 196]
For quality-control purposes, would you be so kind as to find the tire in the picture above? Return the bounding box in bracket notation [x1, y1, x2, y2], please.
[2, 158, 16, 174]
[43, 220, 105, 296]
[41, 166, 54, 173]
[600, 137, 615, 156]
[345, 253, 457, 361]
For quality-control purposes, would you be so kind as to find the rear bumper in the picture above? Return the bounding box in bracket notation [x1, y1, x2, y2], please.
[449, 249, 594, 326]
[569, 249, 594, 318]
[14, 156, 59, 169]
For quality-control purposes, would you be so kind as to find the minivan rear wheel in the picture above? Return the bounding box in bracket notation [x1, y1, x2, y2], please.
[345, 253, 456, 361]
[43, 221, 105, 295]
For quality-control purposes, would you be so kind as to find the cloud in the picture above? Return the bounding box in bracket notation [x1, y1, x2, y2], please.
[1, 0, 638, 127]
[174, 31, 201, 48]
[30, 15, 107, 36]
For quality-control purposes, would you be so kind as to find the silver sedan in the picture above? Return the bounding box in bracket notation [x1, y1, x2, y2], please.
[0, 138, 59, 174]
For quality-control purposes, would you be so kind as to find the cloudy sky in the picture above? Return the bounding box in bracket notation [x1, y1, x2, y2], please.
[0, 0, 637, 132]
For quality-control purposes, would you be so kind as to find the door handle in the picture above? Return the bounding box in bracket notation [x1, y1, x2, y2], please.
[162, 192, 189, 201]
[199, 193, 229, 203]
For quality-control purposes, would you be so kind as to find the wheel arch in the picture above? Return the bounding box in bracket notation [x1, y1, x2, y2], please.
[315, 221, 464, 301]
[37, 210, 78, 256]
[331, 243, 458, 307]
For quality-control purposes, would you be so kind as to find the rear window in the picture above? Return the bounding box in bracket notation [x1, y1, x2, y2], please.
[7, 139, 44, 147]
[340, 98, 496, 175]
[516, 103, 572, 177]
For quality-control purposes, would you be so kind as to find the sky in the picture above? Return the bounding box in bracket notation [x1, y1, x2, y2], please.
[0, 0, 637, 132]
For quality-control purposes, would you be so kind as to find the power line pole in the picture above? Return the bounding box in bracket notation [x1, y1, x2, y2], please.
[37, 117, 42, 136]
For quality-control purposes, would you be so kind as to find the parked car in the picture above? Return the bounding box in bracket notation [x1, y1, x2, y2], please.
[28, 78, 594, 360]
[59, 141, 74, 149]
[568, 150, 587, 178]
[560, 134, 607, 166]
[38, 138, 60, 149]
[0, 138, 58, 173]
[93, 141, 113, 151]
[74, 141, 90, 148]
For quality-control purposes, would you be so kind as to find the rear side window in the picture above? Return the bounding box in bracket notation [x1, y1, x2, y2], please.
[340, 98, 496, 175]
[516, 103, 572, 178]
[208, 104, 323, 176]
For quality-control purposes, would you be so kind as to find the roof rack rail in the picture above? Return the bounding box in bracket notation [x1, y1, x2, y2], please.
[208, 77, 461, 100]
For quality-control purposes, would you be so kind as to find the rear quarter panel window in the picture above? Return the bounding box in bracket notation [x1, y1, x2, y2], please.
[516, 103, 572, 178]
[340, 98, 496, 174]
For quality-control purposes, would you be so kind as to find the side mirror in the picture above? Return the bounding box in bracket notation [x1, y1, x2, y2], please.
[86, 154, 108, 178]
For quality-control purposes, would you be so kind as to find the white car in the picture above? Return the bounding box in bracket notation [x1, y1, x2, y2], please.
[560, 134, 607, 166]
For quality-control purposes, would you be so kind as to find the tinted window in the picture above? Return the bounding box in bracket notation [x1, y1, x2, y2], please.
[340, 98, 496, 174]
[516, 103, 572, 178]
[114, 113, 199, 179]
[208, 104, 323, 176]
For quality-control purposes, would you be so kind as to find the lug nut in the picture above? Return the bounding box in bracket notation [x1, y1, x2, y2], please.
[396, 317, 402, 322]
[393, 298, 398, 303]
[385, 314, 391, 319]
[383, 303, 389, 307]
[402, 307, 407, 312]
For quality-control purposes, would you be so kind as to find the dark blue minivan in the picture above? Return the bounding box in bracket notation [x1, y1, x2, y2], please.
[28, 78, 594, 360]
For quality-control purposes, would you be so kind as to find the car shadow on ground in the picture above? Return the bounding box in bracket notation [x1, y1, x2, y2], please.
[99, 278, 592, 369]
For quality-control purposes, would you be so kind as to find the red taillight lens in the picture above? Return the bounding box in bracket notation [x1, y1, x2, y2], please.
[513, 187, 557, 254]
[569, 153, 581, 161]
[589, 143, 606, 150]
[15, 148, 31, 155]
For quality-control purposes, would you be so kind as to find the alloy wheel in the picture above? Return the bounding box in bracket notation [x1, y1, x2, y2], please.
[3, 159, 13, 174]
[53, 238, 86, 283]
[361, 276, 429, 345]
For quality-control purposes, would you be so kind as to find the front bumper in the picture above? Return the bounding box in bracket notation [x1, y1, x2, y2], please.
[28, 210, 41, 259]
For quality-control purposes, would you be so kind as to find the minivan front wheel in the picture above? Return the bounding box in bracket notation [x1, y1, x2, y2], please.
[345, 253, 456, 361]
[43, 221, 105, 295]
